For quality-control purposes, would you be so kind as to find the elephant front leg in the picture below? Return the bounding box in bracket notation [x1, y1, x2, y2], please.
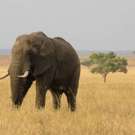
[35, 81, 47, 109]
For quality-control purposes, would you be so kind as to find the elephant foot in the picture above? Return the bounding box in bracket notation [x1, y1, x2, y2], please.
[70, 105, 76, 112]
[53, 104, 60, 110]
[12, 103, 21, 109]
[35, 103, 45, 110]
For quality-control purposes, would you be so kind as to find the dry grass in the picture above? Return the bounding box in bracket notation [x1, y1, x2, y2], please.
[0, 65, 135, 135]
[128, 57, 135, 67]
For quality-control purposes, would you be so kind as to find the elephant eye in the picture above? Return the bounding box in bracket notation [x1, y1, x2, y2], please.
[31, 45, 39, 54]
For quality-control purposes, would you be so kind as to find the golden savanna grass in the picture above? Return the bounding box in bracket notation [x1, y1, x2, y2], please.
[0, 63, 135, 134]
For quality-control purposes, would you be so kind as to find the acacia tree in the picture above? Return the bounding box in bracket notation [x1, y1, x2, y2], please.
[89, 52, 128, 82]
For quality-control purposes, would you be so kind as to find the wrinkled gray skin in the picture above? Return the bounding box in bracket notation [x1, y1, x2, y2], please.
[9, 32, 80, 111]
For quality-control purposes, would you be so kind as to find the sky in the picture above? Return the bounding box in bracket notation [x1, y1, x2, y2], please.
[0, 0, 135, 51]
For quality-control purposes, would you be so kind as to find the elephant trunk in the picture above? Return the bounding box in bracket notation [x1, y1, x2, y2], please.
[9, 59, 30, 107]
[9, 50, 32, 107]
[10, 63, 22, 106]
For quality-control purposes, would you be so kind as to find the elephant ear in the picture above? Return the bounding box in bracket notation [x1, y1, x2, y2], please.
[30, 37, 55, 77]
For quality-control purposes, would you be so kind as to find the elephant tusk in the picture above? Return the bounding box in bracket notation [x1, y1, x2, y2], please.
[18, 71, 29, 78]
[0, 73, 9, 80]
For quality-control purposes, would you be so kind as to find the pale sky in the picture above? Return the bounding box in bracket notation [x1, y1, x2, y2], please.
[0, 0, 135, 50]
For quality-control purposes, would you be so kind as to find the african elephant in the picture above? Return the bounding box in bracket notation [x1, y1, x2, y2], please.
[0, 32, 80, 111]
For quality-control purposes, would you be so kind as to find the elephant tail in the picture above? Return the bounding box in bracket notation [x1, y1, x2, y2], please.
[70, 65, 80, 96]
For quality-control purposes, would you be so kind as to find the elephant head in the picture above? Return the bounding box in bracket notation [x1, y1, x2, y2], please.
[0, 32, 56, 107]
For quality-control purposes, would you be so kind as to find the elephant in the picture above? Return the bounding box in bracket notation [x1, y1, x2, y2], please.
[0, 32, 80, 111]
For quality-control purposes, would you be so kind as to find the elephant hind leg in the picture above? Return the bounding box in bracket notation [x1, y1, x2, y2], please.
[65, 88, 76, 112]
[65, 67, 80, 111]
[50, 89, 62, 110]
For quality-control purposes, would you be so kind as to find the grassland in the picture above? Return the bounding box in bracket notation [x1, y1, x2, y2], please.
[0, 63, 135, 134]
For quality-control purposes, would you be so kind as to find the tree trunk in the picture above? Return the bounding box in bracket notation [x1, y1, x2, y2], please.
[103, 73, 107, 83]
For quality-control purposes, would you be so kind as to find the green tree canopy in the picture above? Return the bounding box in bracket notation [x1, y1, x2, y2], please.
[88, 52, 128, 82]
